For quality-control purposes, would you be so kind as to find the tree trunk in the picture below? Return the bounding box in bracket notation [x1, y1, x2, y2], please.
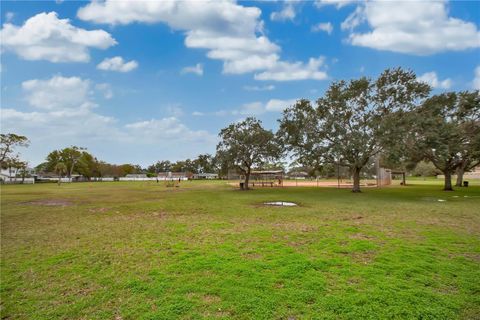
[443, 171, 453, 191]
[455, 166, 465, 187]
[352, 167, 361, 193]
[244, 168, 251, 190]
[69, 163, 74, 180]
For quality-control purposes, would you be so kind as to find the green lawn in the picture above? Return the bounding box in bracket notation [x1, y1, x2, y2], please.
[1, 181, 479, 319]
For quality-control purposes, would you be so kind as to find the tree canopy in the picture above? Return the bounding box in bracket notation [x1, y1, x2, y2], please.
[216, 117, 281, 189]
[406, 91, 480, 190]
[0, 133, 29, 166]
[278, 68, 430, 192]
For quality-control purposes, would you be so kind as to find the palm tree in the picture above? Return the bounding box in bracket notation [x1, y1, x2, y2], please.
[55, 162, 67, 186]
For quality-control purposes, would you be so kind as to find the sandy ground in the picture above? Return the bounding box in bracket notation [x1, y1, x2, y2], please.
[230, 179, 382, 188]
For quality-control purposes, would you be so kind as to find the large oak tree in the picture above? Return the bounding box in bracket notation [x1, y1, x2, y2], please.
[216, 117, 281, 190]
[278, 68, 430, 192]
[407, 91, 480, 191]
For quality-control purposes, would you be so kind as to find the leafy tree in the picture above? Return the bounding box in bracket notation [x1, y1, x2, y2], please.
[147, 160, 172, 173]
[1, 156, 26, 182]
[46, 146, 86, 178]
[216, 117, 281, 190]
[407, 91, 480, 190]
[194, 154, 218, 173]
[171, 159, 197, 173]
[0, 133, 29, 165]
[119, 164, 138, 176]
[76, 152, 101, 178]
[278, 68, 430, 192]
[411, 161, 441, 177]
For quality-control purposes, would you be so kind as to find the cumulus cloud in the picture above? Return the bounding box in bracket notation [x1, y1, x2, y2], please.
[77, 1, 327, 81]
[97, 56, 138, 72]
[233, 102, 266, 115]
[181, 63, 203, 76]
[418, 72, 452, 89]
[315, 0, 357, 9]
[270, 1, 297, 22]
[232, 98, 298, 115]
[22, 76, 94, 110]
[265, 98, 298, 112]
[0, 12, 116, 62]
[473, 66, 480, 90]
[311, 22, 333, 34]
[254, 57, 328, 81]
[340, 0, 480, 55]
[3, 75, 216, 165]
[125, 117, 215, 144]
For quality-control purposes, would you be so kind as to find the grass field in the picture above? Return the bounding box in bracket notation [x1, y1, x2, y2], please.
[1, 181, 480, 319]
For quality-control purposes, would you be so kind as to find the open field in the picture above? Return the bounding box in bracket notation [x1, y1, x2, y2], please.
[1, 181, 480, 319]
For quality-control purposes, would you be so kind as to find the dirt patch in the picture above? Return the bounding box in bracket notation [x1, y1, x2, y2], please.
[23, 199, 73, 207]
[348, 233, 375, 240]
[202, 294, 221, 304]
[349, 250, 376, 264]
[242, 252, 263, 260]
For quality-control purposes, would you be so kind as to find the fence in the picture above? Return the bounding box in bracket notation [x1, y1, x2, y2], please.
[119, 177, 188, 181]
[1, 178, 35, 184]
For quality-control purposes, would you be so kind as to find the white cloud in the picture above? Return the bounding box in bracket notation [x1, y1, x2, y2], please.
[315, 0, 357, 9]
[233, 102, 266, 115]
[2, 75, 217, 166]
[254, 57, 328, 81]
[243, 84, 275, 91]
[342, 0, 480, 55]
[270, 1, 297, 22]
[418, 72, 452, 89]
[192, 111, 205, 116]
[231, 98, 298, 115]
[77, 1, 327, 81]
[473, 66, 480, 90]
[0, 12, 116, 62]
[22, 75, 94, 110]
[311, 22, 333, 34]
[181, 63, 204, 76]
[97, 56, 138, 72]
[124, 117, 215, 144]
[265, 98, 297, 112]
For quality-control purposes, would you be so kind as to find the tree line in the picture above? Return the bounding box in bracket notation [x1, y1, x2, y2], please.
[216, 68, 480, 192]
[2, 68, 479, 191]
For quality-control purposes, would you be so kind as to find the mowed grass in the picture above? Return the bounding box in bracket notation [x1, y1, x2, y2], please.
[1, 181, 479, 320]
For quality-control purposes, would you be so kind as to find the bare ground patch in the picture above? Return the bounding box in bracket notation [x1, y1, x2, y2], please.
[22, 199, 73, 207]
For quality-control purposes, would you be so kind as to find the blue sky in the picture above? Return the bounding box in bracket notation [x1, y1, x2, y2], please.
[1, 0, 479, 167]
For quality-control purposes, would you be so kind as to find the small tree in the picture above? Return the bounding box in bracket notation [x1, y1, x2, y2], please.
[408, 91, 480, 191]
[216, 117, 281, 190]
[55, 162, 67, 185]
[0, 133, 29, 165]
[278, 68, 430, 192]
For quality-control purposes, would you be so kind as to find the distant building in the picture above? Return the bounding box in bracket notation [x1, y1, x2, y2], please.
[125, 174, 147, 179]
[157, 172, 189, 180]
[0, 169, 35, 184]
[193, 173, 218, 179]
